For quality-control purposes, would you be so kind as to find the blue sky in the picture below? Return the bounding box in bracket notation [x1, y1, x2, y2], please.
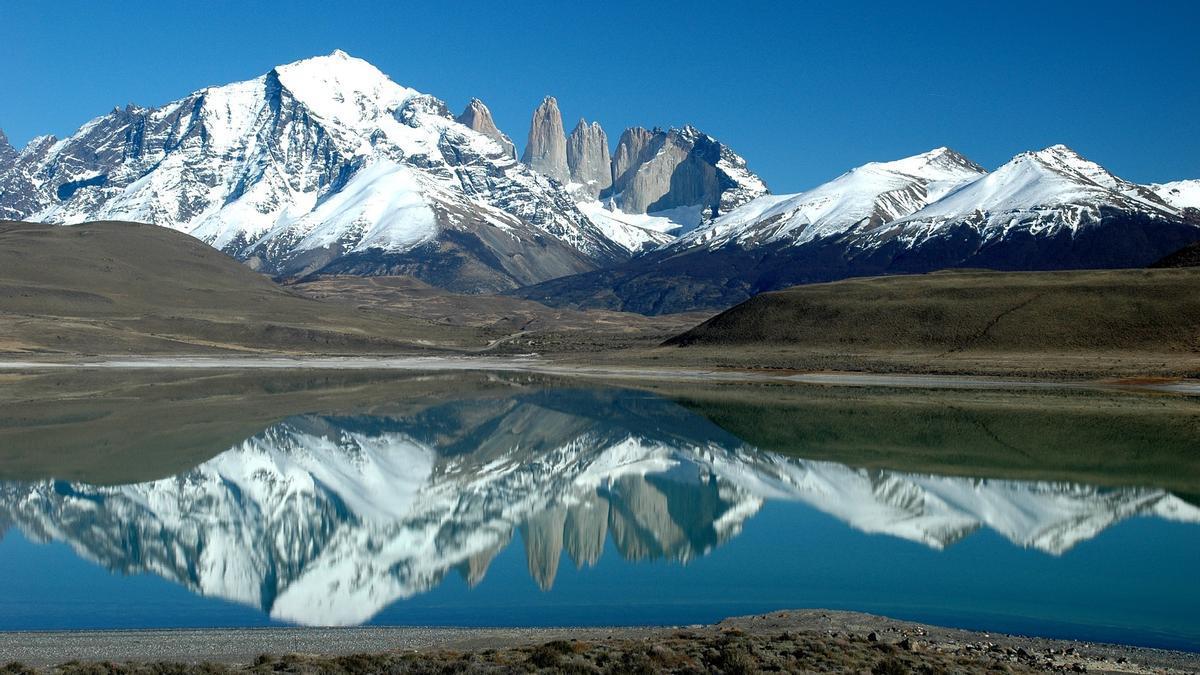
[1, 0, 1196, 192]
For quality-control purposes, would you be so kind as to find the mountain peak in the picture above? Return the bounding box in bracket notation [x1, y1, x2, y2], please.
[859, 147, 985, 183]
[456, 98, 516, 158]
[566, 118, 611, 198]
[673, 146, 983, 253]
[1020, 144, 1128, 188]
[270, 51, 418, 133]
[1041, 143, 1076, 154]
[1030, 143, 1087, 166]
[0, 128, 14, 165]
[274, 50, 392, 87]
[522, 96, 569, 182]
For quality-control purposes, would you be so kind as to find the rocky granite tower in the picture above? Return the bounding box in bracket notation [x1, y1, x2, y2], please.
[611, 127, 655, 194]
[455, 98, 516, 159]
[566, 119, 612, 198]
[609, 126, 767, 217]
[522, 96, 569, 183]
[0, 129, 16, 166]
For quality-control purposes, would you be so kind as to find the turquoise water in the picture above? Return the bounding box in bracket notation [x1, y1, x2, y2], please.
[0, 382, 1196, 650]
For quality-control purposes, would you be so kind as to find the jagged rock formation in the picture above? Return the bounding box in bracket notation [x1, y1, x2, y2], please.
[0, 51, 626, 292]
[515, 100, 768, 244]
[605, 125, 768, 223]
[1, 388, 1196, 627]
[517, 145, 1200, 314]
[521, 96, 569, 183]
[566, 119, 612, 198]
[0, 129, 16, 166]
[611, 127, 655, 193]
[456, 98, 516, 159]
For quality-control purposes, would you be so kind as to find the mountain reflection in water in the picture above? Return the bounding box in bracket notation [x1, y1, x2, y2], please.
[1, 388, 1196, 627]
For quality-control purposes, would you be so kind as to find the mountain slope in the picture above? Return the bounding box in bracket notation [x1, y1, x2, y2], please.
[665, 268, 1200, 354]
[1149, 179, 1200, 211]
[671, 147, 983, 251]
[0, 51, 625, 292]
[516, 146, 1200, 314]
[860, 145, 1192, 270]
[0, 220, 474, 354]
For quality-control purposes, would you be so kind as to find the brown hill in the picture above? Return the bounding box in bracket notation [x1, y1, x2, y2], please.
[666, 268, 1200, 354]
[0, 220, 474, 355]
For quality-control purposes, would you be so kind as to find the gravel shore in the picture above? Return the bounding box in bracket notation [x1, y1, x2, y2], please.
[1, 610, 1195, 673]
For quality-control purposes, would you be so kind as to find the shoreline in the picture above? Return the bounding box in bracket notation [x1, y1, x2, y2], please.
[1, 355, 1196, 395]
[0, 611, 1195, 672]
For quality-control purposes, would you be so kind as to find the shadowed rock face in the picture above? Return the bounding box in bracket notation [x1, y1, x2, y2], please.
[456, 98, 516, 159]
[612, 127, 655, 192]
[606, 126, 767, 219]
[0, 130, 15, 166]
[566, 119, 612, 198]
[522, 96, 569, 183]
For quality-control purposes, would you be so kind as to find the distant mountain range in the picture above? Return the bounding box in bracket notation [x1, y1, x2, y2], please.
[2, 389, 1196, 626]
[518, 145, 1200, 313]
[1, 51, 1197, 310]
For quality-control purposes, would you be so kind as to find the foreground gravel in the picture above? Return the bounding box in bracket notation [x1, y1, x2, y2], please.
[0, 611, 1196, 674]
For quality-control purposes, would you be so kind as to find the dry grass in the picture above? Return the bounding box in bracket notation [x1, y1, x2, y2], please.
[0, 221, 476, 355]
[669, 268, 1200, 354]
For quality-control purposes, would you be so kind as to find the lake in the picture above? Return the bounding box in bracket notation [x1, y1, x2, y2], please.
[0, 369, 1196, 651]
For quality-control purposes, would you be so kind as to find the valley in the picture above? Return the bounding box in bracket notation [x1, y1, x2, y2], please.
[4, 218, 1200, 380]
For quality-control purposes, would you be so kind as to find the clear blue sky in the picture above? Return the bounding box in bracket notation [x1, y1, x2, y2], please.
[1, 0, 1197, 192]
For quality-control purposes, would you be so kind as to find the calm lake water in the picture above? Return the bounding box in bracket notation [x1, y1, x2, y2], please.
[0, 372, 1197, 651]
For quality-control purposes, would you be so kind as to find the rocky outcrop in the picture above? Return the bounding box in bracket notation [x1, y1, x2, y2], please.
[607, 126, 768, 219]
[0, 129, 16, 167]
[521, 96, 569, 183]
[611, 127, 655, 192]
[455, 98, 516, 159]
[566, 119, 612, 198]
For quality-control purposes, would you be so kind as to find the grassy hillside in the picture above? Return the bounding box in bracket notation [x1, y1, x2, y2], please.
[293, 275, 711, 351]
[667, 268, 1200, 354]
[0, 221, 475, 355]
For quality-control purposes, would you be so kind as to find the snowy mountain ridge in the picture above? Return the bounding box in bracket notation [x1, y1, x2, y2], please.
[2, 51, 1198, 299]
[672, 144, 1192, 256]
[866, 144, 1183, 249]
[0, 51, 625, 291]
[671, 146, 984, 252]
[1149, 179, 1200, 212]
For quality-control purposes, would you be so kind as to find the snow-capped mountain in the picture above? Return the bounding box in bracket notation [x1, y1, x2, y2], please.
[2, 389, 1194, 626]
[516, 144, 1200, 314]
[0, 51, 625, 292]
[519, 96, 769, 253]
[1149, 179, 1200, 212]
[863, 145, 1183, 254]
[671, 147, 983, 252]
